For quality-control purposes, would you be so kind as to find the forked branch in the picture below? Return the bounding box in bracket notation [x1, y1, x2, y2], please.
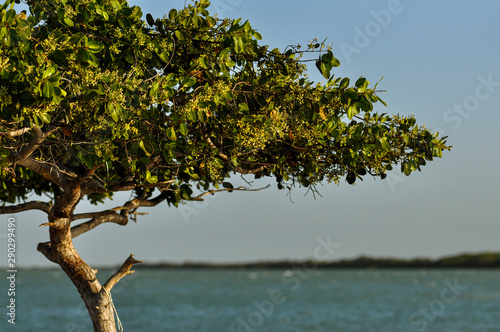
[102, 254, 142, 293]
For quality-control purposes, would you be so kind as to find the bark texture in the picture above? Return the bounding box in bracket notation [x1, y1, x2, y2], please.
[45, 190, 119, 331]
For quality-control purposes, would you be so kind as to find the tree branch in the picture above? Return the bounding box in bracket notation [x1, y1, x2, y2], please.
[70, 164, 104, 190]
[234, 166, 265, 174]
[37, 242, 59, 264]
[102, 254, 142, 293]
[70, 192, 168, 238]
[16, 157, 108, 194]
[5, 125, 109, 194]
[71, 213, 127, 239]
[206, 137, 229, 160]
[71, 210, 117, 221]
[9, 126, 58, 165]
[0, 201, 52, 214]
[15, 157, 75, 190]
[0, 127, 31, 138]
[86, 33, 113, 43]
[189, 185, 271, 201]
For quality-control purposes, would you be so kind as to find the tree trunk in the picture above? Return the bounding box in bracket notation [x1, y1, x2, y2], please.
[48, 214, 118, 331]
[34, 185, 142, 331]
[86, 296, 118, 332]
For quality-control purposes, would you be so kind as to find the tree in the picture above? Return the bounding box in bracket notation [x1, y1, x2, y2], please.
[0, 0, 450, 330]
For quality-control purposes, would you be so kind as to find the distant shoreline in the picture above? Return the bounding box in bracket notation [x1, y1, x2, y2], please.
[8, 252, 500, 270]
[137, 252, 500, 270]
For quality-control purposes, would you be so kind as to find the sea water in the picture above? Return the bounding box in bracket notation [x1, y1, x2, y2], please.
[1, 268, 500, 331]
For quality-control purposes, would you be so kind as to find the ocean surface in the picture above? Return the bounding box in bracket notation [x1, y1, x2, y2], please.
[1, 268, 500, 331]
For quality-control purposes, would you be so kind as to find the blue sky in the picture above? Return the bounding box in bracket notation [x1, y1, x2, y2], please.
[4, 1, 500, 267]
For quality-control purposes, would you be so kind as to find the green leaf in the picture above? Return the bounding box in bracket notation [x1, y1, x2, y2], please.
[69, 32, 85, 44]
[158, 51, 170, 63]
[183, 77, 197, 88]
[145, 170, 158, 184]
[376, 137, 391, 152]
[149, 81, 160, 97]
[219, 48, 230, 59]
[174, 30, 184, 41]
[96, 7, 109, 20]
[39, 113, 51, 124]
[233, 36, 245, 53]
[87, 52, 99, 67]
[402, 161, 412, 176]
[198, 101, 210, 108]
[344, 88, 357, 100]
[87, 40, 104, 53]
[166, 127, 177, 141]
[63, 17, 74, 27]
[222, 182, 234, 192]
[180, 184, 193, 200]
[179, 123, 188, 136]
[377, 96, 388, 107]
[241, 115, 255, 123]
[166, 78, 179, 88]
[42, 66, 57, 79]
[42, 82, 54, 99]
[315, 60, 328, 80]
[329, 53, 341, 68]
[355, 77, 366, 88]
[114, 104, 125, 118]
[186, 110, 197, 122]
[339, 77, 350, 89]
[347, 105, 357, 120]
[432, 145, 443, 158]
[239, 102, 249, 112]
[52, 50, 67, 63]
[117, 17, 130, 29]
[146, 13, 155, 26]
[77, 48, 90, 63]
[139, 157, 150, 166]
[242, 20, 251, 32]
[48, 73, 62, 83]
[346, 172, 356, 184]
[107, 102, 119, 122]
[316, 50, 340, 79]
[139, 140, 154, 156]
[214, 158, 225, 168]
[195, 110, 206, 123]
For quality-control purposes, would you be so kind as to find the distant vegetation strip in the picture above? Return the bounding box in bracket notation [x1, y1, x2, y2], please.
[138, 253, 500, 269]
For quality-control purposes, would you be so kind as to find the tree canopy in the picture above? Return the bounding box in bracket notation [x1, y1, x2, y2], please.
[0, 0, 450, 330]
[0, 0, 449, 207]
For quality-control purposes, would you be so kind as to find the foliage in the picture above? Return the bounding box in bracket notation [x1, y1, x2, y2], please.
[0, 0, 449, 206]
